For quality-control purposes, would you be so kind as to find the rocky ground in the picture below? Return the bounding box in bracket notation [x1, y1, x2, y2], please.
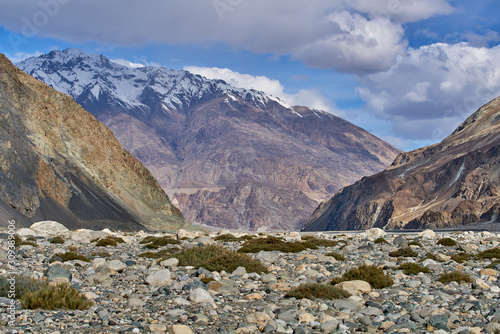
[1, 222, 500, 334]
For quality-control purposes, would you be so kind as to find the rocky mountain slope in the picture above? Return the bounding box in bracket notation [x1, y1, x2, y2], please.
[303, 96, 500, 231]
[0, 53, 186, 231]
[18, 49, 400, 231]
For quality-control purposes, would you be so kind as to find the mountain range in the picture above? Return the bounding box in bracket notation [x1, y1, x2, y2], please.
[0, 53, 187, 231]
[17, 49, 401, 231]
[303, 96, 500, 231]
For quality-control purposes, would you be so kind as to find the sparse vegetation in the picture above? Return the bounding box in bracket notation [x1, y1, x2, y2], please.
[437, 238, 457, 247]
[423, 252, 442, 262]
[438, 271, 472, 284]
[0, 275, 92, 310]
[374, 237, 388, 244]
[394, 262, 430, 275]
[325, 251, 346, 261]
[331, 264, 393, 289]
[451, 252, 472, 264]
[177, 245, 268, 274]
[94, 235, 125, 247]
[13, 235, 37, 247]
[389, 247, 418, 258]
[49, 236, 65, 244]
[214, 234, 255, 242]
[237, 235, 336, 254]
[408, 240, 422, 247]
[140, 235, 181, 249]
[486, 260, 500, 269]
[476, 247, 500, 260]
[50, 251, 90, 263]
[90, 251, 111, 258]
[285, 283, 351, 300]
[138, 249, 173, 261]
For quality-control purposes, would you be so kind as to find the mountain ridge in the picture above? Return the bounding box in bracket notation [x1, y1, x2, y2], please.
[303, 96, 500, 231]
[18, 49, 401, 231]
[0, 53, 187, 231]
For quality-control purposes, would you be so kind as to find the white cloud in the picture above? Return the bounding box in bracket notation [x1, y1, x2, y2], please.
[356, 42, 500, 142]
[185, 66, 338, 114]
[111, 58, 145, 68]
[348, 0, 454, 23]
[0, 0, 455, 74]
[6, 51, 42, 63]
[294, 11, 407, 74]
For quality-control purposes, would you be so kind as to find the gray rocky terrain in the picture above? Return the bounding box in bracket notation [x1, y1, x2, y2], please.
[1, 222, 500, 334]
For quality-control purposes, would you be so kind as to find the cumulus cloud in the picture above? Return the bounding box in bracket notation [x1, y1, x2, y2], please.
[0, 0, 454, 74]
[185, 66, 337, 114]
[294, 11, 407, 74]
[356, 42, 500, 142]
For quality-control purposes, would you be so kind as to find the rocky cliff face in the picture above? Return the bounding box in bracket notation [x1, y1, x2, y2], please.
[0, 53, 186, 231]
[18, 49, 401, 231]
[303, 96, 500, 231]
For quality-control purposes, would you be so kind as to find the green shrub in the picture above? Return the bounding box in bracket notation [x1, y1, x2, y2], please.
[137, 249, 173, 261]
[177, 245, 268, 274]
[214, 234, 254, 242]
[331, 264, 393, 289]
[94, 235, 125, 247]
[394, 262, 430, 275]
[325, 252, 346, 261]
[374, 237, 388, 244]
[49, 236, 65, 244]
[90, 251, 111, 258]
[50, 251, 90, 263]
[21, 283, 92, 310]
[285, 283, 350, 300]
[0, 275, 46, 298]
[389, 247, 418, 258]
[476, 248, 500, 260]
[0, 275, 91, 310]
[237, 235, 335, 253]
[451, 252, 471, 264]
[13, 235, 37, 247]
[437, 238, 457, 246]
[140, 235, 181, 249]
[438, 271, 472, 284]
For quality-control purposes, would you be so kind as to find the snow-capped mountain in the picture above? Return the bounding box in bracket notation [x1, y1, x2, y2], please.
[19, 48, 289, 119]
[17, 49, 401, 231]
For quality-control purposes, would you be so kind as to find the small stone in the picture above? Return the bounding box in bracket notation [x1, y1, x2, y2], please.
[128, 298, 146, 307]
[335, 280, 371, 294]
[44, 262, 72, 282]
[298, 312, 315, 322]
[436, 253, 451, 261]
[321, 320, 339, 332]
[480, 268, 499, 276]
[365, 228, 387, 238]
[380, 321, 396, 330]
[418, 229, 436, 238]
[160, 258, 179, 267]
[168, 324, 194, 334]
[149, 324, 167, 333]
[107, 260, 126, 272]
[473, 278, 490, 290]
[232, 266, 247, 276]
[245, 312, 271, 325]
[188, 288, 214, 304]
[244, 293, 263, 300]
[146, 269, 171, 287]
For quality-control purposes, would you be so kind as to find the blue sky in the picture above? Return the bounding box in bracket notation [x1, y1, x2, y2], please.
[1, 0, 500, 151]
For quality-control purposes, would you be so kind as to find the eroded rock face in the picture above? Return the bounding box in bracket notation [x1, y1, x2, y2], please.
[304, 96, 500, 231]
[0, 53, 186, 231]
[18, 49, 401, 231]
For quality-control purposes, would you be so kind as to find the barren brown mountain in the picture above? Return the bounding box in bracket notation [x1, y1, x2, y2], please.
[303, 96, 500, 231]
[0, 53, 187, 231]
[18, 49, 401, 231]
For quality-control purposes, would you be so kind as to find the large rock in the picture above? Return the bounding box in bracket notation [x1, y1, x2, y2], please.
[30, 221, 69, 236]
[188, 288, 214, 304]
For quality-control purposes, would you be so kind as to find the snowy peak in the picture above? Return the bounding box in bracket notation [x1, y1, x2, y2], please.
[17, 49, 290, 116]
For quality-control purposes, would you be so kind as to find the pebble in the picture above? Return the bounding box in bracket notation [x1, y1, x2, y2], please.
[2, 228, 500, 334]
